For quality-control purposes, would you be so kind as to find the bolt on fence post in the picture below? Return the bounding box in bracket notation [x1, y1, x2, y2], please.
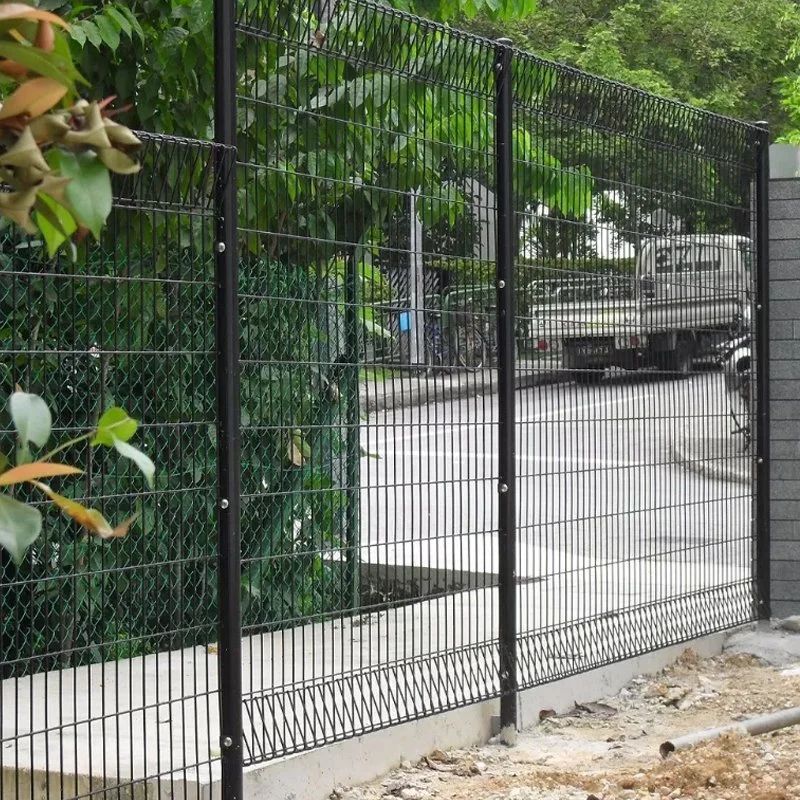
[754, 121, 771, 621]
[494, 37, 518, 742]
[214, 0, 244, 795]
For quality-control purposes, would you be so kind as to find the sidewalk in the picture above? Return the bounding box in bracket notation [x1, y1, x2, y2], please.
[671, 432, 751, 486]
[358, 358, 564, 413]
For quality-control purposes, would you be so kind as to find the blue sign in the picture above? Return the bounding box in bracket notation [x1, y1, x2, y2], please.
[399, 311, 411, 332]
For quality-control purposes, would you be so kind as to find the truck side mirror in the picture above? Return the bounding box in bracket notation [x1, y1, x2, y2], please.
[639, 276, 655, 298]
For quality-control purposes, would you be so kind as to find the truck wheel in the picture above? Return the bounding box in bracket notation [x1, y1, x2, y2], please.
[573, 368, 603, 385]
[662, 341, 694, 379]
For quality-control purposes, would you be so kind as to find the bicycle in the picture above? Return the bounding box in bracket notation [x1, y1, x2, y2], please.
[716, 322, 752, 452]
[424, 311, 445, 371]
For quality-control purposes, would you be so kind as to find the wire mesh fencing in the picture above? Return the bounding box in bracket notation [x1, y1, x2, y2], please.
[0, 0, 769, 797]
[0, 133, 230, 799]
[510, 53, 762, 690]
[231, 0, 765, 776]
[235, 0, 504, 766]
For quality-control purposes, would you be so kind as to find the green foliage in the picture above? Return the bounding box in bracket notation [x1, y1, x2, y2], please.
[10, 391, 51, 459]
[467, 0, 800, 135]
[0, 494, 42, 566]
[0, 3, 141, 254]
[0, 240, 211, 674]
[400, 0, 537, 21]
[0, 390, 152, 565]
[64, 4, 143, 51]
[238, 257, 358, 627]
[47, 150, 114, 240]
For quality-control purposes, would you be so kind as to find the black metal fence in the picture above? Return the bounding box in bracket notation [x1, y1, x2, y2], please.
[0, 0, 767, 797]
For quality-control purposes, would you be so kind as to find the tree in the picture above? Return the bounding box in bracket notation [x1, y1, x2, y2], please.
[467, 0, 800, 135]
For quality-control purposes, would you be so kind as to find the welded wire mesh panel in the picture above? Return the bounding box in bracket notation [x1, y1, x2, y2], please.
[511, 54, 762, 688]
[0, 134, 228, 799]
[235, 0, 504, 764]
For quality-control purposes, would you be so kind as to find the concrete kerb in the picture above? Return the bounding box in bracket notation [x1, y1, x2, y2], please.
[671, 436, 751, 486]
[359, 360, 564, 413]
[242, 629, 740, 800]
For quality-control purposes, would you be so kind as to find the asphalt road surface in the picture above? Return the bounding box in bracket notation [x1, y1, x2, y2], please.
[359, 369, 752, 583]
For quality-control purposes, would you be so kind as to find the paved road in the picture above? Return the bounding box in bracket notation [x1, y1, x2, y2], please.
[359, 369, 752, 584]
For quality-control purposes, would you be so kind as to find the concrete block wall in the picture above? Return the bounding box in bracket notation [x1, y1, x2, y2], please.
[769, 172, 800, 619]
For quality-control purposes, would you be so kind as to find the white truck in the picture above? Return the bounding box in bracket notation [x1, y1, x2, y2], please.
[527, 234, 752, 383]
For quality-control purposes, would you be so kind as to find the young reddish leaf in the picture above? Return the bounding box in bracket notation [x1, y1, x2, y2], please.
[0, 58, 26, 79]
[0, 461, 81, 486]
[0, 5, 69, 28]
[34, 21, 55, 52]
[104, 512, 139, 540]
[0, 77, 68, 120]
[32, 481, 136, 539]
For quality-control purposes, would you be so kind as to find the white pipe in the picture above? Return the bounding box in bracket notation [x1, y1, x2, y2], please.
[660, 706, 800, 758]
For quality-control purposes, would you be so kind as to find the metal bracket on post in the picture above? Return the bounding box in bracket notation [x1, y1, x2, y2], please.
[214, 0, 244, 796]
[754, 121, 771, 621]
[494, 36, 518, 744]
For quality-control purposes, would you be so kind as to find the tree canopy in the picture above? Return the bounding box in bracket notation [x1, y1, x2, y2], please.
[466, 0, 800, 136]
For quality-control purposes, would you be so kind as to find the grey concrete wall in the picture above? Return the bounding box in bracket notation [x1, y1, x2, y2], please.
[769, 176, 800, 619]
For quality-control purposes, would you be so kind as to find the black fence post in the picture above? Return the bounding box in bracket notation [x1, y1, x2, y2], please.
[214, 0, 244, 795]
[494, 37, 518, 741]
[755, 121, 771, 621]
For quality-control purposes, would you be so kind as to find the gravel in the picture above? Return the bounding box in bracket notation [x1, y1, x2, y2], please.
[331, 643, 800, 800]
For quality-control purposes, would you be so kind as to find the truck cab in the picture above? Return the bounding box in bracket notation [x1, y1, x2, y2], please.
[562, 234, 752, 381]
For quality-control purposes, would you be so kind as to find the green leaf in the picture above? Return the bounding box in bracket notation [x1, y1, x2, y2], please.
[0, 42, 77, 91]
[68, 25, 87, 46]
[0, 494, 42, 565]
[77, 20, 102, 48]
[35, 194, 78, 258]
[162, 26, 189, 51]
[115, 5, 144, 40]
[92, 406, 137, 446]
[112, 436, 155, 488]
[47, 150, 112, 240]
[95, 13, 121, 51]
[104, 7, 132, 37]
[9, 391, 51, 450]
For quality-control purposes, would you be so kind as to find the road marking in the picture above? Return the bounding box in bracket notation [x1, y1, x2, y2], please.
[367, 391, 656, 448]
[518, 392, 655, 423]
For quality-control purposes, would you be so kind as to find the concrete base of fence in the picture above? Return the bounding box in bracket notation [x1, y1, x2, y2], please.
[242, 630, 737, 800]
[358, 358, 563, 413]
[671, 433, 751, 485]
[1, 550, 753, 799]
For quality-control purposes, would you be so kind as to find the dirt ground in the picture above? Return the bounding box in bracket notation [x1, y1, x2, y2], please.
[333, 644, 800, 800]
